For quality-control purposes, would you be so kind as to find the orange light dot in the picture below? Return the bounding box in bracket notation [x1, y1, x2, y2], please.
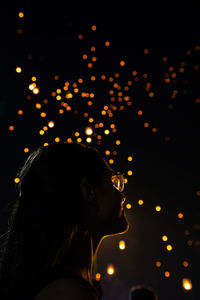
[91, 46, 96, 52]
[18, 12, 24, 18]
[182, 261, 189, 267]
[144, 48, 150, 54]
[78, 34, 83, 40]
[178, 213, 184, 219]
[91, 25, 96, 31]
[17, 110, 23, 115]
[138, 110, 143, 115]
[9, 125, 15, 131]
[105, 41, 110, 47]
[165, 271, 170, 278]
[95, 273, 101, 281]
[155, 261, 161, 267]
[120, 60, 125, 66]
[14, 177, 20, 183]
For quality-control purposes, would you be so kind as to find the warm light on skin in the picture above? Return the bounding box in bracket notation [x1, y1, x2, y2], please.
[182, 278, 192, 291]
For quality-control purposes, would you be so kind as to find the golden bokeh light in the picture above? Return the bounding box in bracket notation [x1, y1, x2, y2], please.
[162, 235, 168, 242]
[39, 130, 45, 135]
[85, 127, 93, 136]
[126, 203, 132, 209]
[33, 87, 39, 94]
[107, 264, 115, 275]
[166, 244, 173, 251]
[48, 121, 55, 128]
[182, 278, 192, 291]
[55, 137, 60, 143]
[138, 200, 144, 205]
[18, 12, 24, 18]
[127, 170, 133, 176]
[178, 213, 184, 219]
[16, 67, 22, 73]
[155, 206, 161, 212]
[104, 129, 110, 135]
[128, 156, 133, 161]
[119, 240, 126, 250]
[86, 137, 92, 143]
[95, 273, 101, 281]
[164, 271, 170, 278]
[116, 140, 120, 145]
[14, 177, 20, 183]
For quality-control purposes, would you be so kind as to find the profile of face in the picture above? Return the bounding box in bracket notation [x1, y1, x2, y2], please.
[81, 161, 130, 239]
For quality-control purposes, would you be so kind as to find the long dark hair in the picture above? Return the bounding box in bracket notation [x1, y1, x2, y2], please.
[0, 141, 107, 299]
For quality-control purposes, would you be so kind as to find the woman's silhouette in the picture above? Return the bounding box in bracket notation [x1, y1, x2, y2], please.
[0, 141, 129, 299]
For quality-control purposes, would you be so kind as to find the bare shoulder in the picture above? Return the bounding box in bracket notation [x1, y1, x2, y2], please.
[33, 277, 99, 300]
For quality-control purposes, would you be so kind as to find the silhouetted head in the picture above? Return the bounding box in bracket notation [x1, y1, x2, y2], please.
[130, 285, 158, 300]
[0, 141, 129, 299]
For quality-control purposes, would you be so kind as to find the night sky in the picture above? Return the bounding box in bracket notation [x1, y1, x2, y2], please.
[0, 7, 200, 300]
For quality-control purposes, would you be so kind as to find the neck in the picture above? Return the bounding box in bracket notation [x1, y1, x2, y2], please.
[61, 232, 102, 285]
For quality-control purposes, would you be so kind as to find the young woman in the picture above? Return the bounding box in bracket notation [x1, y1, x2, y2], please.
[0, 141, 129, 299]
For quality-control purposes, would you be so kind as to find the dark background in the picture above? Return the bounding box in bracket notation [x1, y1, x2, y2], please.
[0, 7, 200, 300]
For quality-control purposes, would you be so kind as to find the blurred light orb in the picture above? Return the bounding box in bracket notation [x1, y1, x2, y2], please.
[107, 264, 115, 275]
[85, 127, 93, 135]
[182, 278, 192, 291]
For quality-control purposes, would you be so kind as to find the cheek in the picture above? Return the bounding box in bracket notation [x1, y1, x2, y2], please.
[98, 192, 119, 218]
